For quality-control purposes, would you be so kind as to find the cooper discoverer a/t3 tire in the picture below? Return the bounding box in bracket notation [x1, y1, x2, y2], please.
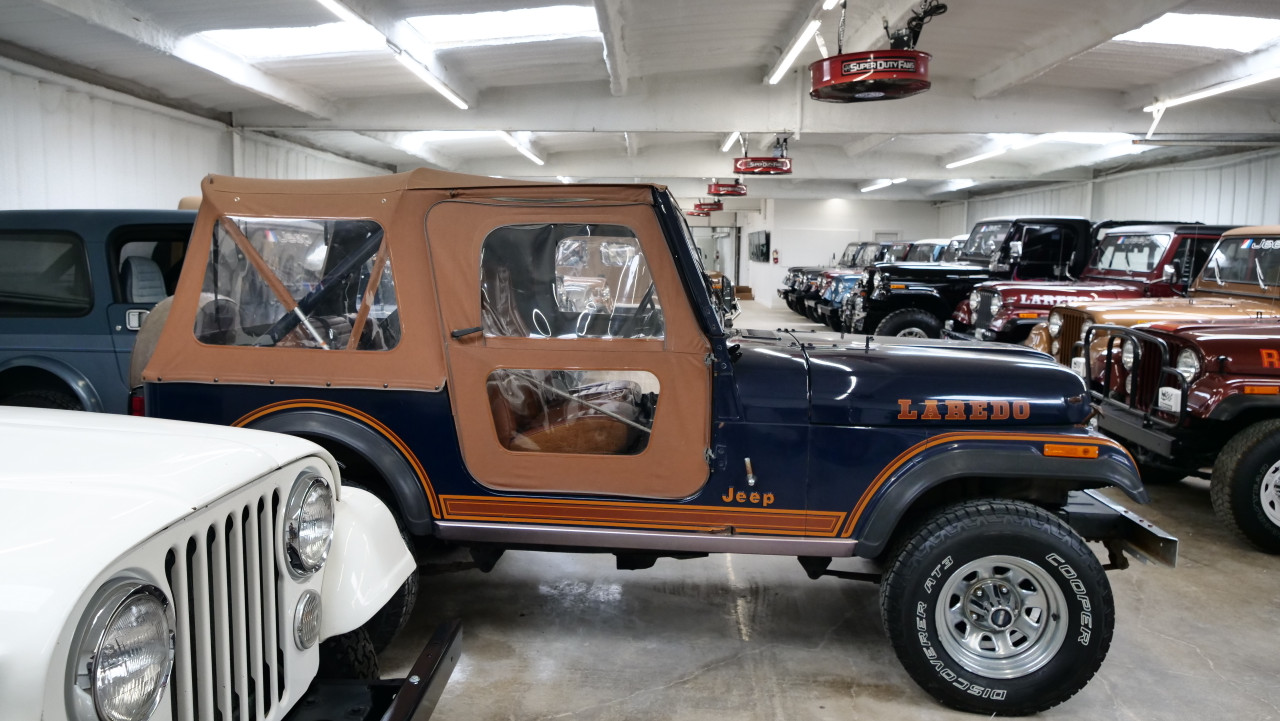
[880, 499, 1114, 715]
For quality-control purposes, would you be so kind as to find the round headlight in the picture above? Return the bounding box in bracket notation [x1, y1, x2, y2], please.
[1048, 312, 1062, 338]
[1081, 320, 1094, 341]
[1121, 339, 1137, 370]
[989, 294, 1002, 317]
[1176, 348, 1201, 381]
[969, 290, 981, 308]
[69, 582, 173, 721]
[1051, 340, 1060, 354]
[285, 473, 334, 578]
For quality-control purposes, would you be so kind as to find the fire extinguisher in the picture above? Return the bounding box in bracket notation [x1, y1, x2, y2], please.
[771, 249, 779, 264]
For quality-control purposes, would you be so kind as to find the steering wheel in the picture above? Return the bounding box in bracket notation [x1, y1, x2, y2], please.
[618, 282, 661, 337]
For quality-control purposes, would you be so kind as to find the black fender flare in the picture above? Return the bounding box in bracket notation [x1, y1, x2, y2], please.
[0, 356, 104, 412]
[1206, 394, 1280, 423]
[850, 438, 1144, 558]
[247, 408, 434, 535]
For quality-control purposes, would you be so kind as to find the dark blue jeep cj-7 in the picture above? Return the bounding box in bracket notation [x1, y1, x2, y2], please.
[137, 170, 1178, 716]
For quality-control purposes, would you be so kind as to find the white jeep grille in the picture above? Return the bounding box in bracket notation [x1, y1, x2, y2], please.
[166, 490, 285, 721]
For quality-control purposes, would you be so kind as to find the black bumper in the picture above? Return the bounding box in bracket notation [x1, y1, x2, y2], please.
[285, 620, 463, 721]
[1095, 405, 1179, 458]
[1062, 489, 1178, 568]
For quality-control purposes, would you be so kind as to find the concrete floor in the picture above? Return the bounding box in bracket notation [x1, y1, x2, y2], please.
[382, 300, 1280, 720]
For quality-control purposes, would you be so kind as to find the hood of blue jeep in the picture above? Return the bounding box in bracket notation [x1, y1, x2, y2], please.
[732, 329, 1090, 427]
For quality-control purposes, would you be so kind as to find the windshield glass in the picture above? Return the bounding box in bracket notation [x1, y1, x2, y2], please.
[961, 222, 1012, 258]
[852, 243, 883, 266]
[1203, 236, 1280, 287]
[905, 243, 943, 262]
[838, 242, 862, 266]
[1090, 233, 1171, 273]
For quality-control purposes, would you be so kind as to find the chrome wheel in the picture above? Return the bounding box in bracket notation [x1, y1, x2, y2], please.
[895, 327, 929, 338]
[1260, 460, 1280, 528]
[935, 554, 1068, 679]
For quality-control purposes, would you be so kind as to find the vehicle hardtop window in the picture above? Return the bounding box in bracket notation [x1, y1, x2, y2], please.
[852, 243, 881, 266]
[197, 215, 400, 350]
[488, 368, 659, 454]
[1019, 224, 1072, 263]
[889, 243, 912, 261]
[110, 225, 189, 303]
[1091, 234, 1171, 273]
[962, 222, 1012, 257]
[1204, 237, 1280, 286]
[481, 223, 664, 339]
[0, 231, 91, 317]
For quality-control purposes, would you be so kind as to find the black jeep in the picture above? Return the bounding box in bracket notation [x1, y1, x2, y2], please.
[847, 217, 1097, 338]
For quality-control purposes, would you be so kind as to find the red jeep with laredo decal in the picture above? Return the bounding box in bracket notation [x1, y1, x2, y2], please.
[948, 224, 1227, 343]
[1088, 317, 1280, 553]
[135, 170, 1177, 715]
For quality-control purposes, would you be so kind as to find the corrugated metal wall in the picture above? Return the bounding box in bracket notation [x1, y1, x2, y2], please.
[0, 59, 387, 210]
[1091, 152, 1280, 225]
[940, 151, 1280, 230]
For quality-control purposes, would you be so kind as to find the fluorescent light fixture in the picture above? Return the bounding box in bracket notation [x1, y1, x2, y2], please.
[315, 0, 376, 31]
[822, 0, 841, 9]
[769, 20, 821, 85]
[1144, 67, 1280, 112]
[891, 178, 907, 184]
[496, 131, 545, 166]
[1115, 13, 1280, 53]
[197, 22, 385, 60]
[720, 131, 740, 153]
[949, 179, 977, 190]
[407, 5, 600, 49]
[946, 147, 1007, 169]
[393, 51, 470, 109]
[557, 176, 572, 184]
[861, 179, 893, 193]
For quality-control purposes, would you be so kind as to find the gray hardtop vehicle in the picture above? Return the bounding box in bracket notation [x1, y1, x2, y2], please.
[0, 209, 193, 413]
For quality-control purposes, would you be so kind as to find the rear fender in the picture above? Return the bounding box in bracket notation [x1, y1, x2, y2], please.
[0, 356, 103, 411]
[849, 431, 1143, 558]
[246, 409, 434, 534]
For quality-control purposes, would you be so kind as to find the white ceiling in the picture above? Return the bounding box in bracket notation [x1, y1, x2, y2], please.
[3, 0, 1280, 201]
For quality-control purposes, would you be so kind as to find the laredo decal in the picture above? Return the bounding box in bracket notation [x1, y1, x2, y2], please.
[843, 58, 917, 74]
[897, 398, 1031, 421]
[1262, 349, 1280, 368]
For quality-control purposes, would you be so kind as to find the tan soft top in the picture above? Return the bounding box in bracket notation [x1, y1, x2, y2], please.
[1223, 225, 1280, 237]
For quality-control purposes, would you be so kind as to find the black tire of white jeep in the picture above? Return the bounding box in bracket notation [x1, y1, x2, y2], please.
[3, 388, 82, 410]
[317, 628, 380, 680]
[875, 309, 943, 338]
[880, 499, 1114, 716]
[1211, 419, 1280, 554]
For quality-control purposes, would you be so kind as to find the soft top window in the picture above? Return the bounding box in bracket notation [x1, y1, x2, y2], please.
[1091, 234, 1172, 273]
[962, 222, 1012, 258]
[1203, 236, 1280, 286]
[481, 222, 663, 339]
[197, 215, 400, 350]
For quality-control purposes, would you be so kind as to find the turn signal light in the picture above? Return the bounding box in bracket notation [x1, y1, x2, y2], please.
[1244, 386, 1280, 395]
[1043, 444, 1099, 459]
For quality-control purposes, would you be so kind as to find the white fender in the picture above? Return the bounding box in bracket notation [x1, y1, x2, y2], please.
[320, 486, 416, 638]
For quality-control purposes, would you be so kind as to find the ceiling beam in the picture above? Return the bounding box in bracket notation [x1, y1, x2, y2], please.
[236, 68, 1280, 136]
[764, 0, 826, 85]
[30, 0, 335, 118]
[338, 0, 477, 110]
[358, 131, 458, 170]
[843, 134, 894, 157]
[459, 144, 1091, 183]
[973, 0, 1191, 99]
[841, 0, 922, 53]
[624, 131, 639, 157]
[1123, 41, 1280, 111]
[593, 0, 630, 96]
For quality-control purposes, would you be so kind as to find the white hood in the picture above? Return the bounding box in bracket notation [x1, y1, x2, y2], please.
[0, 408, 333, 719]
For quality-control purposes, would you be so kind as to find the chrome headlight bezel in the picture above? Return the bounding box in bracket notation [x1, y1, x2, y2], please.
[284, 471, 335, 579]
[1176, 348, 1202, 382]
[68, 580, 174, 721]
[988, 293, 1002, 317]
[969, 290, 981, 308]
[1048, 312, 1062, 338]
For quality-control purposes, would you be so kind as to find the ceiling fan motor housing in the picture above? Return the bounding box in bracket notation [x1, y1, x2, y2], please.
[810, 50, 931, 102]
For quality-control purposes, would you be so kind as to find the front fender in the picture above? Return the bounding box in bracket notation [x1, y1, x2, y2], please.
[850, 431, 1144, 558]
[320, 486, 416, 639]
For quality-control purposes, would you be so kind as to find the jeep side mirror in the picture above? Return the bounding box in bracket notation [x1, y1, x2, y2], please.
[1161, 264, 1176, 283]
[1008, 240, 1023, 260]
